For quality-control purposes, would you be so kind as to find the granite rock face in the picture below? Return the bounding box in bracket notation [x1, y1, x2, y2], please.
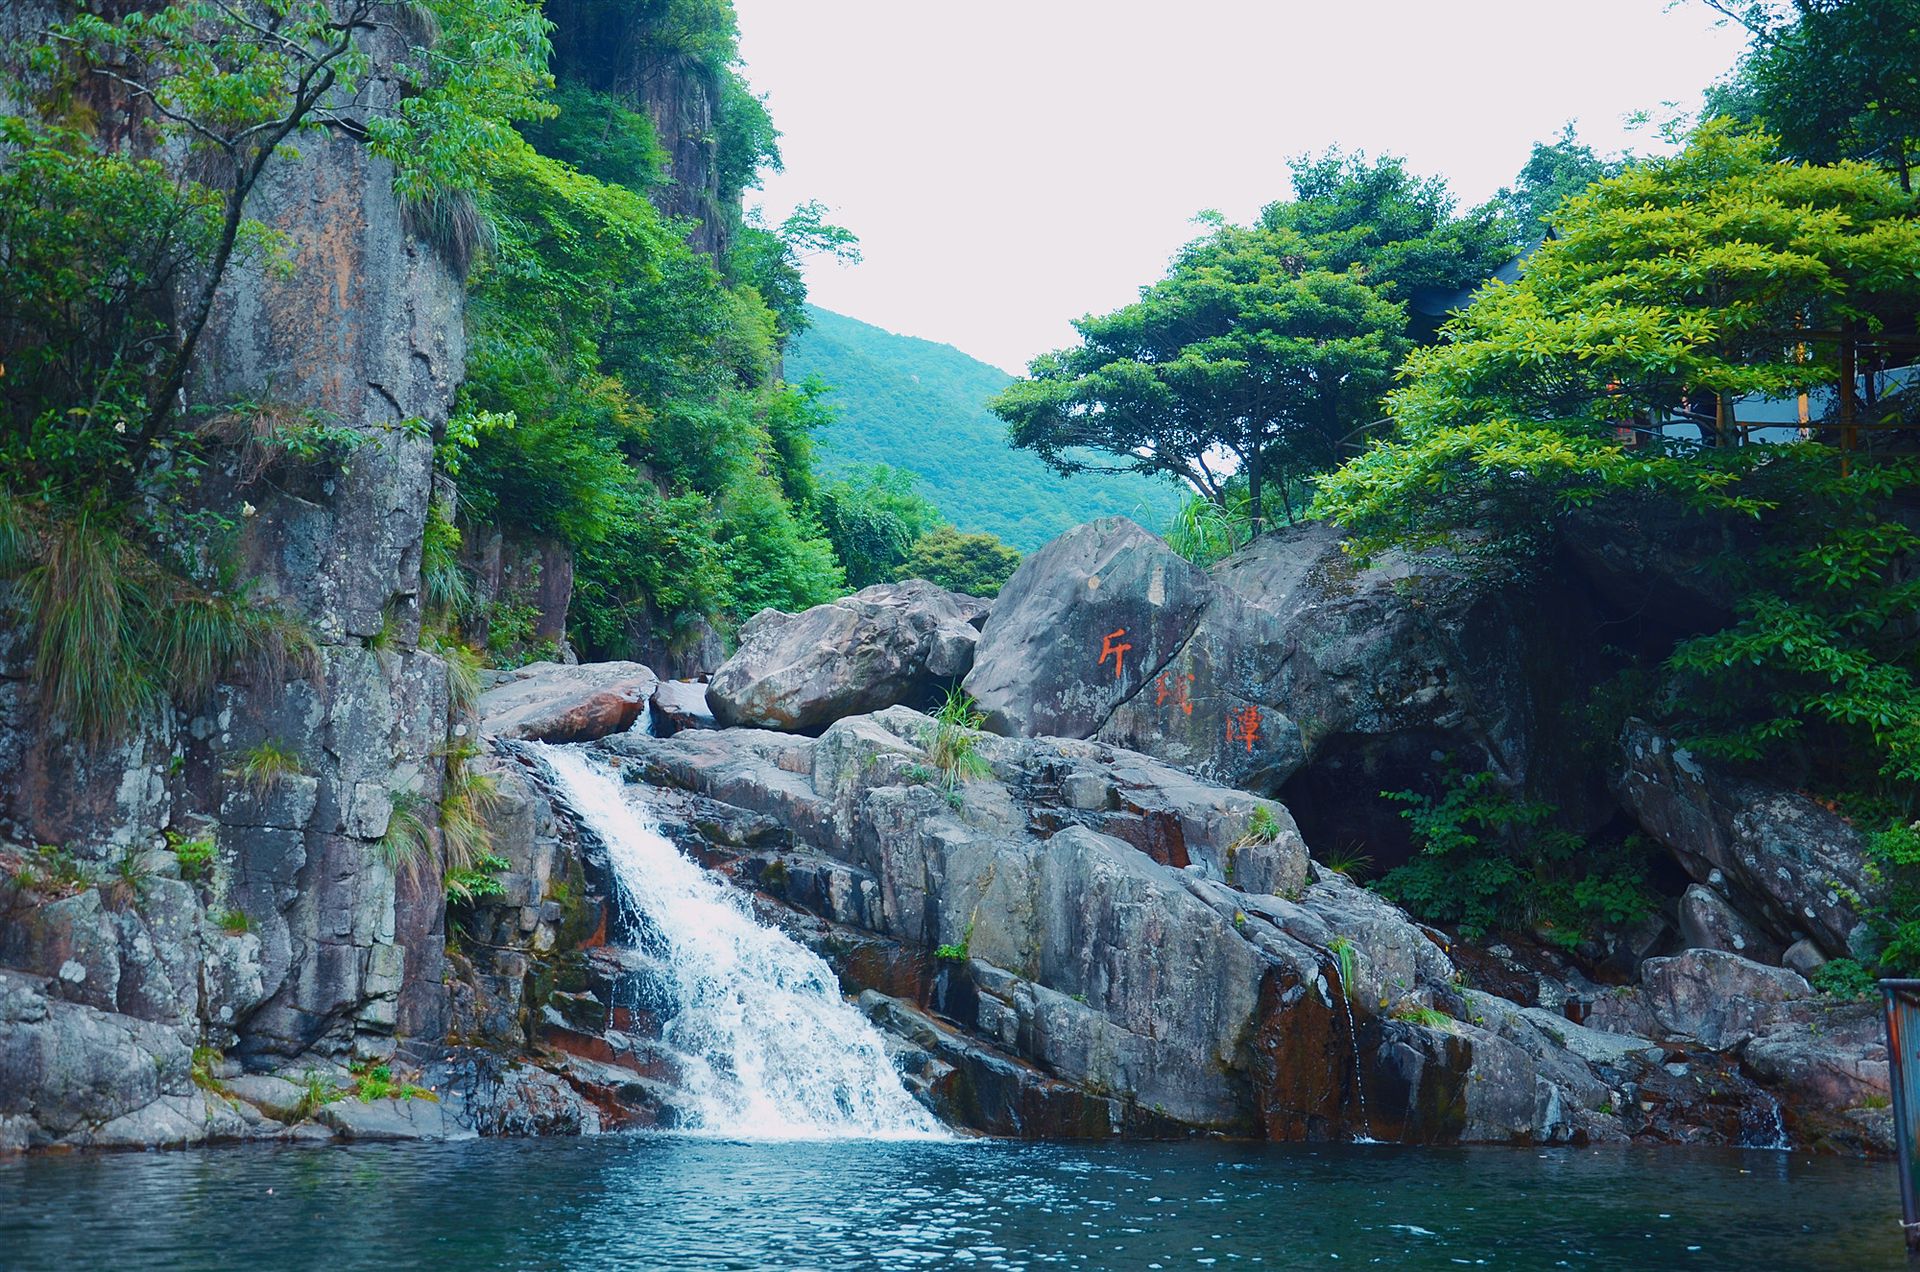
[547, 708, 1762, 1146]
[965, 520, 1600, 847]
[709, 581, 989, 732]
[1616, 720, 1874, 960]
[0, 24, 465, 1146]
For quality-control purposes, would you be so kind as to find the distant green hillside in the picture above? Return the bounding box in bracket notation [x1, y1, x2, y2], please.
[787, 307, 1183, 551]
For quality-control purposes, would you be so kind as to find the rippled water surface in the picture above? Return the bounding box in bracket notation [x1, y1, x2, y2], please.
[0, 1138, 1901, 1270]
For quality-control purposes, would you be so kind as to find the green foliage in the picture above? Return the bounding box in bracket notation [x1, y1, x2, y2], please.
[420, 502, 472, 623]
[1314, 123, 1920, 796]
[349, 1059, 437, 1103]
[786, 308, 1184, 551]
[447, 852, 512, 904]
[896, 526, 1021, 598]
[934, 915, 976, 962]
[730, 203, 861, 341]
[376, 790, 433, 878]
[226, 740, 304, 797]
[1864, 819, 1920, 975]
[290, 1071, 343, 1121]
[1490, 123, 1629, 246]
[1263, 148, 1514, 307]
[103, 853, 156, 911]
[925, 687, 993, 796]
[2, 496, 315, 745]
[427, 631, 485, 719]
[993, 219, 1412, 532]
[1327, 936, 1359, 999]
[171, 832, 216, 882]
[1810, 957, 1878, 1000]
[515, 81, 666, 191]
[216, 907, 253, 935]
[1, 0, 544, 742]
[1164, 486, 1256, 567]
[190, 1045, 223, 1093]
[815, 464, 941, 589]
[0, 119, 229, 501]
[1391, 1005, 1454, 1029]
[1371, 770, 1656, 946]
[455, 67, 846, 651]
[1703, 0, 1920, 189]
[441, 755, 502, 885]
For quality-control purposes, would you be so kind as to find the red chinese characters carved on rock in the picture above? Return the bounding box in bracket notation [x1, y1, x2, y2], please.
[1156, 670, 1194, 715]
[1098, 629, 1132, 681]
[1226, 704, 1261, 752]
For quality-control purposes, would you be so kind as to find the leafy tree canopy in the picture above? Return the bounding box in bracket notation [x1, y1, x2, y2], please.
[1314, 122, 1920, 793]
[1702, 0, 1920, 189]
[993, 221, 1411, 531]
[1491, 124, 1630, 247]
[896, 525, 1022, 598]
[1262, 149, 1514, 305]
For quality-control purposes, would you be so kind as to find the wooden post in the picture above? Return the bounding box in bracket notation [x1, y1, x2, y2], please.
[1840, 322, 1858, 476]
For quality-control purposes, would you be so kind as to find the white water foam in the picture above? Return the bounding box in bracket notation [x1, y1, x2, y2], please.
[537, 743, 947, 1141]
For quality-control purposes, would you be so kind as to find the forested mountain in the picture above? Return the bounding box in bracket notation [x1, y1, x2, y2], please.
[789, 307, 1183, 551]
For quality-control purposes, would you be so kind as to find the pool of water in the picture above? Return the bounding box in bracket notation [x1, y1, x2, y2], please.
[0, 1137, 1901, 1270]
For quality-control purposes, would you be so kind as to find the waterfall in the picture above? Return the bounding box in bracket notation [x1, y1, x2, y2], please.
[535, 744, 947, 1141]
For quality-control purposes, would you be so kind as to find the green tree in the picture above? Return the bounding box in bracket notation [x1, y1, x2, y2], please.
[897, 526, 1022, 598]
[1263, 149, 1514, 310]
[1, 0, 549, 738]
[815, 465, 942, 589]
[1702, 0, 1920, 190]
[993, 221, 1409, 532]
[1491, 124, 1629, 247]
[1314, 123, 1920, 793]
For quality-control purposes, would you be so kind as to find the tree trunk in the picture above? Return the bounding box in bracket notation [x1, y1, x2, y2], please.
[1246, 445, 1264, 539]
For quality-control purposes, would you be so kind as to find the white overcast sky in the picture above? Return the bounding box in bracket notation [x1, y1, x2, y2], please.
[734, 0, 1751, 374]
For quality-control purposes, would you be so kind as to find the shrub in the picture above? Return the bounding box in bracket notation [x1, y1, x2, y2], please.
[1810, 958, 1878, 1000]
[1370, 768, 1655, 946]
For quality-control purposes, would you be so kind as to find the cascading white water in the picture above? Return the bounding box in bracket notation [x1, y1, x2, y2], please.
[536, 743, 947, 1141]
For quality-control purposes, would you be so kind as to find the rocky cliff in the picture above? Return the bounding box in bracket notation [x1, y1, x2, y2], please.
[0, 17, 465, 1147]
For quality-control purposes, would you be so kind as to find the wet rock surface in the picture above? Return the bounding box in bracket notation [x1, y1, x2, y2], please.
[477, 708, 1822, 1148]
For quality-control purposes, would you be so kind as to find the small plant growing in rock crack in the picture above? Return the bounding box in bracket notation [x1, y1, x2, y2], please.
[1327, 936, 1359, 1000]
[290, 1071, 345, 1121]
[226, 740, 304, 797]
[350, 1059, 436, 1103]
[934, 915, 976, 962]
[1810, 958, 1878, 1000]
[924, 686, 992, 801]
[446, 852, 511, 903]
[1317, 846, 1373, 881]
[376, 790, 433, 877]
[440, 751, 503, 887]
[102, 852, 156, 910]
[1391, 1005, 1453, 1030]
[170, 830, 217, 881]
[189, 1044, 224, 1093]
[216, 907, 253, 935]
[15, 845, 94, 898]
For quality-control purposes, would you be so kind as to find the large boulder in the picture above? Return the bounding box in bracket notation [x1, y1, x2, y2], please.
[479, 661, 659, 744]
[1616, 720, 1874, 959]
[965, 519, 1216, 740]
[709, 581, 988, 732]
[966, 519, 1602, 851]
